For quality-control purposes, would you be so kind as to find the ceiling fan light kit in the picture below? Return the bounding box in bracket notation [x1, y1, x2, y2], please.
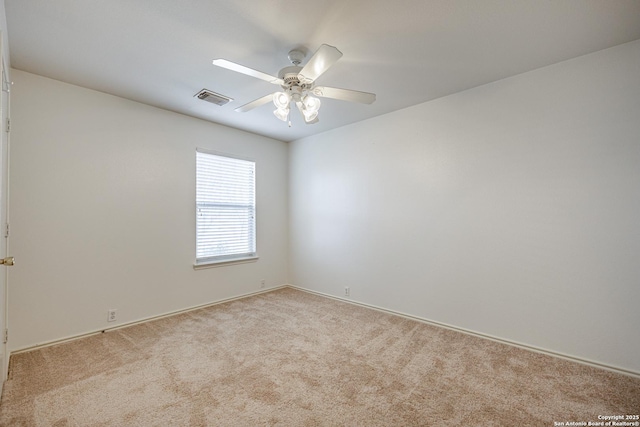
[212, 44, 376, 126]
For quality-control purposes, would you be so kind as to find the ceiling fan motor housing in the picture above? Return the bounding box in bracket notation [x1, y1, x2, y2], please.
[278, 66, 303, 85]
[278, 65, 314, 102]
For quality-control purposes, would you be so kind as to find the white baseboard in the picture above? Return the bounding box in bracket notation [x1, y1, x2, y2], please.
[9, 284, 639, 379]
[10, 285, 288, 355]
[287, 285, 640, 379]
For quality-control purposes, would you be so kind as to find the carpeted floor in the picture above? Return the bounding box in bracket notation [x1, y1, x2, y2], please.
[0, 287, 638, 426]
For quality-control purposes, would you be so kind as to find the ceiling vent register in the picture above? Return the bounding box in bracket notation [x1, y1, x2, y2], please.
[194, 89, 233, 106]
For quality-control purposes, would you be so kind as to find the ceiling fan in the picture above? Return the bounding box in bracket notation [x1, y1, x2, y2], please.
[212, 44, 376, 125]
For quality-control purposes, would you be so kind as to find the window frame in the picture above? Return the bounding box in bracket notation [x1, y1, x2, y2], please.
[194, 148, 258, 269]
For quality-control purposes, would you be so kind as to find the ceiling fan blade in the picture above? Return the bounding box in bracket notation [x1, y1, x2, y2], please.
[235, 93, 274, 112]
[298, 44, 343, 84]
[213, 59, 284, 85]
[312, 86, 376, 104]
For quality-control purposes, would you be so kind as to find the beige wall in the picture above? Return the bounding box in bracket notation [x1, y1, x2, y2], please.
[9, 70, 289, 351]
[289, 40, 640, 374]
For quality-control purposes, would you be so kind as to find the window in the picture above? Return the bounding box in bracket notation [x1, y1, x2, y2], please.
[196, 149, 256, 266]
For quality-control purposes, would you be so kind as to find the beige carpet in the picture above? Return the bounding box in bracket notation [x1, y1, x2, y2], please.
[0, 288, 638, 426]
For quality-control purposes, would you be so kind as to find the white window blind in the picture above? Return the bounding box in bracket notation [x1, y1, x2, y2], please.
[196, 150, 256, 264]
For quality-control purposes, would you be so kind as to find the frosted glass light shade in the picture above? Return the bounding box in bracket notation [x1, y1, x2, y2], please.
[273, 92, 290, 109]
[303, 95, 321, 113]
[274, 107, 290, 121]
[303, 109, 318, 122]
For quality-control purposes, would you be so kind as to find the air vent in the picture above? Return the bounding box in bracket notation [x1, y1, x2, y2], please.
[194, 89, 233, 106]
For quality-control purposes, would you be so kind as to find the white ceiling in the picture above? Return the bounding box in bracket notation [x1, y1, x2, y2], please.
[5, 0, 640, 142]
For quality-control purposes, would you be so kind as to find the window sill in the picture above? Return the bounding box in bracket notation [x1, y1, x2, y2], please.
[193, 256, 259, 270]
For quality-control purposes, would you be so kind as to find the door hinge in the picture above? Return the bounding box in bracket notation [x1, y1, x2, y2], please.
[3, 329, 7, 344]
[5, 118, 9, 133]
[4, 223, 8, 238]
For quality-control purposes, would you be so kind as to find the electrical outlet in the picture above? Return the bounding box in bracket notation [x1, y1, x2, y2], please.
[345, 287, 350, 297]
[260, 279, 266, 288]
[107, 309, 117, 322]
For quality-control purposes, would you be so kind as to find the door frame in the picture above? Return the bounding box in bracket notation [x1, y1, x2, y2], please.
[0, 31, 10, 386]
